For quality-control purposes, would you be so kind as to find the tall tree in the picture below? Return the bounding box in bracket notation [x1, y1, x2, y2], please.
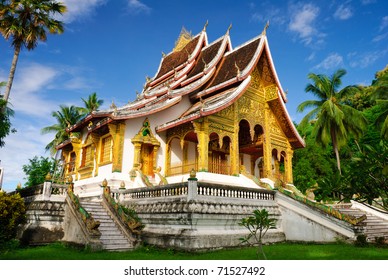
[297, 69, 367, 174]
[0, 0, 66, 105]
[80, 92, 104, 115]
[41, 105, 83, 155]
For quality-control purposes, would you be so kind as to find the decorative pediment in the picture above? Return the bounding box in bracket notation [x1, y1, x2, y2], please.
[131, 118, 160, 146]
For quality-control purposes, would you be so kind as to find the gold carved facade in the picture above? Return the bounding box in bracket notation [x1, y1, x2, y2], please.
[164, 54, 295, 183]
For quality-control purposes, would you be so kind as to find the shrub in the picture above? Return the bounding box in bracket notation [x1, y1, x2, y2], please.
[0, 192, 26, 247]
[239, 209, 277, 259]
[354, 234, 368, 247]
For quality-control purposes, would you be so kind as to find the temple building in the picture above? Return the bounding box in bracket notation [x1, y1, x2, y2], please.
[56, 24, 305, 193]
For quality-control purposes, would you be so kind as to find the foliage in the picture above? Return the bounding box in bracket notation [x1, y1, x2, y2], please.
[41, 105, 84, 155]
[239, 209, 277, 259]
[354, 235, 368, 247]
[0, 0, 67, 103]
[41, 92, 104, 155]
[345, 140, 388, 210]
[297, 69, 367, 174]
[22, 156, 53, 187]
[293, 122, 336, 193]
[0, 97, 16, 148]
[0, 192, 26, 247]
[80, 92, 104, 115]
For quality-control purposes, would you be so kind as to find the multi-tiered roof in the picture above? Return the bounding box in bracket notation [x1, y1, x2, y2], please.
[65, 24, 304, 149]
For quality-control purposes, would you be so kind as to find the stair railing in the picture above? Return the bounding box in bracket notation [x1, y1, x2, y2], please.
[101, 180, 143, 245]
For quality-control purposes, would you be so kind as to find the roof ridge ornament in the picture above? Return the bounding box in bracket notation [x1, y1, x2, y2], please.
[235, 61, 241, 76]
[203, 20, 208, 31]
[202, 57, 208, 69]
[227, 23, 232, 33]
[262, 20, 270, 36]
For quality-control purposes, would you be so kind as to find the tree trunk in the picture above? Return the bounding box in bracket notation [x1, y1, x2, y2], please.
[331, 128, 342, 175]
[3, 45, 21, 104]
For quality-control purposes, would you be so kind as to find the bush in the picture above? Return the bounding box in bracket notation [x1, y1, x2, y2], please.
[354, 234, 368, 247]
[375, 236, 386, 247]
[0, 192, 26, 247]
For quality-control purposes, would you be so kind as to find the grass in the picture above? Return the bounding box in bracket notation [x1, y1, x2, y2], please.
[1, 241, 387, 260]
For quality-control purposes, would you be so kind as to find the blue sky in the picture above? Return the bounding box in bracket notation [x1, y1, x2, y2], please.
[0, 0, 387, 191]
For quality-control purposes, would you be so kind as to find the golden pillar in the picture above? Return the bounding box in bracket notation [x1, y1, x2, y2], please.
[262, 103, 272, 179]
[109, 122, 125, 172]
[285, 146, 294, 183]
[152, 145, 159, 174]
[230, 103, 240, 175]
[132, 142, 142, 169]
[193, 118, 209, 172]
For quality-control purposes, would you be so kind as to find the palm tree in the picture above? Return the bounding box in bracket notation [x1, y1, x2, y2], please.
[370, 66, 388, 139]
[297, 69, 367, 174]
[41, 105, 83, 155]
[0, 0, 67, 105]
[80, 92, 104, 115]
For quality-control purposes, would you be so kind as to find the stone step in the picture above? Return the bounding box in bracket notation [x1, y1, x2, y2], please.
[80, 199, 134, 251]
[103, 244, 134, 251]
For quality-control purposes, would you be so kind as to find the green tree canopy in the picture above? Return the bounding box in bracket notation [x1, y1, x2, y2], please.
[22, 156, 54, 187]
[297, 69, 367, 174]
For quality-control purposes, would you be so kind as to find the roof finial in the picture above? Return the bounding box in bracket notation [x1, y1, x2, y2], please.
[203, 20, 209, 31]
[235, 61, 241, 76]
[202, 57, 208, 69]
[262, 20, 270, 36]
[228, 23, 233, 33]
[162, 51, 166, 58]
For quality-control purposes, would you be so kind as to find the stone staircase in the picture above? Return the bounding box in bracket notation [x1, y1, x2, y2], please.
[336, 206, 388, 242]
[81, 201, 134, 251]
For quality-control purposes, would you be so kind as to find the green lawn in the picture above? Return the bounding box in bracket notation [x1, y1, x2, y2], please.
[1, 242, 387, 260]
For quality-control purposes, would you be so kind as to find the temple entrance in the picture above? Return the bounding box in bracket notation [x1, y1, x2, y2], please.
[208, 133, 231, 175]
[131, 118, 160, 177]
[141, 144, 154, 176]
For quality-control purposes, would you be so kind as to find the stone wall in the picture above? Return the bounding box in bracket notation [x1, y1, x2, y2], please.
[18, 200, 65, 245]
[118, 181, 285, 250]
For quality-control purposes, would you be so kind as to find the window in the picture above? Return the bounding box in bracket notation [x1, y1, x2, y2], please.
[81, 145, 92, 167]
[68, 152, 76, 172]
[100, 135, 112, 163]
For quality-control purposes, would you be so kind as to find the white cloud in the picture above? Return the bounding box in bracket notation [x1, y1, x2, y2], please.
[9, 63, 59, 118]
[0, 62, 99, 191]
[127, 0, 151, 14]
[314, 53, 344, 70]
[373, 32, 388, 42]
[361, 0, 376, 5]
[251, 7, 286, 26]
[288, 3, 320, 45]
[0, 122, 54, 191]
[349, 49, 388, 68]
[59, 0, 107, 23]
[334, 4, 353, 20]
[380, 16, 388, 31]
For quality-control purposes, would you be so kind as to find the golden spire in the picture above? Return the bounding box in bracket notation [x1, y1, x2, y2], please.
[262, 20, 270, 36]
